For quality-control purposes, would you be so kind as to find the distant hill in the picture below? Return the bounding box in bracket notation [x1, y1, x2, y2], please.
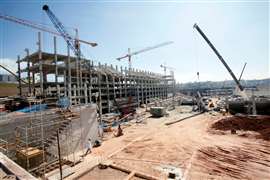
[177, 78, 270, 90]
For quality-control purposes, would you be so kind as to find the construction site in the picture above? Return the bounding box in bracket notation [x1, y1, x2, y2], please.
[0, 2, 269, 180]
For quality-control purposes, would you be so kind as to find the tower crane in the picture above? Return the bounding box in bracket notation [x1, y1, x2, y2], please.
[160, 64, 175, 76]
[0, 11, 97, 79]
[193, 23, 244, 91]
[117, 41, 173, 70]
[42, 5, 96, 57]
[0, 12, 97, 47]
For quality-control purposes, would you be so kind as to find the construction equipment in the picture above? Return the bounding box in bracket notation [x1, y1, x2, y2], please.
[150, 106, 166, 117]
[0, 64, 27, 84]
[160, 64, 175, 76]
[42, 5, 91, 57]
[239, 62, 247, 81]
[193, 23, 244, 91]
[117, 41, 173, 70]
[42, 4, 93, 99]
[0, 12, 97, 47]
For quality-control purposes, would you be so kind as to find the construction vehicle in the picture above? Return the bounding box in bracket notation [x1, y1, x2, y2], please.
[193, 24, 270, 115]
[117, 41, 173, 70]
[193, 23, 244, 91]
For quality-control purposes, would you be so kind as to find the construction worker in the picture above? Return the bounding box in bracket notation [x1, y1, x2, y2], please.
[83, 139, 92, 156]
[114, 124, 123, 137]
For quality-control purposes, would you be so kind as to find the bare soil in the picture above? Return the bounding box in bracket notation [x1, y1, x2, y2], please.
[211, 115, 270, 140]
[79, 166, 128, 180]
[72, 107, 270, 179]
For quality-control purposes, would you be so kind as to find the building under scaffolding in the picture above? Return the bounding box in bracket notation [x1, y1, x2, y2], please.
[17, 33, 175, 114]
[0, 104, 99, 178]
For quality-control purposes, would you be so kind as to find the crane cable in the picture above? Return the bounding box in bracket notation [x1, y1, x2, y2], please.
[193, 26, 200, 82]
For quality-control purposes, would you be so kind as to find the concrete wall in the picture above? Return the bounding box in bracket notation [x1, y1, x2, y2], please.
[46, 104, 99, 163]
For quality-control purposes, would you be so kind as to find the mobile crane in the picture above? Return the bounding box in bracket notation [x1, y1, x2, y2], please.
[193, 23, 244, 91]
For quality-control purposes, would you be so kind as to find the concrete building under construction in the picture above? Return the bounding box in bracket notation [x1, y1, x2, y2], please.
[16, 33, 175, 114]
[0, 32, 176, 178]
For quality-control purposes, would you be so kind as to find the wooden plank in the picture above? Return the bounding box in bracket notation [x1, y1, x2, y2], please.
[123, 171, 135, 180]
[109, 164, 159, 180]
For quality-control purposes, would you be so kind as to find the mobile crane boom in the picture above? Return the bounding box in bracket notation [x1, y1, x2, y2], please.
[193, 23, 244, 91]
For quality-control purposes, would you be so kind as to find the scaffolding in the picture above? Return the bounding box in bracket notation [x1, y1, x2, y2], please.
[0, 104, 98, 177]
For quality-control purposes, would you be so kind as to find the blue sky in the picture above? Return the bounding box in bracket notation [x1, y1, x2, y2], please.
[0, 0, 269, 83]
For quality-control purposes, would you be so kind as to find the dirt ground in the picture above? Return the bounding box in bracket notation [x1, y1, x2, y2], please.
[69, 106, 270, 180]
[79, 166, 128, 180]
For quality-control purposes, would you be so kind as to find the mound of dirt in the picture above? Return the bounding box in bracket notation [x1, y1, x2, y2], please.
[211, 115, 270, 140]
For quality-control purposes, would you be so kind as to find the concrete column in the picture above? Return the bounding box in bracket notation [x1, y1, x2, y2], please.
[118, 78, 122, 98]
[79, 57, 82, 103]
[64, 70, 67, 96]
[98, 72, 102, 114]
[112, 76, 116, 99]
[32, 70, 35, 96]
[57, 85, 60, 98]
[25, 48, 31, 95]
[76, 54, 80, 103]
[54, 36, 58, 84]
[84, 82, 88, 104]
[88, 61, 92, 103]
[73, 84, 77, 104]
[120, 66, 123, 98]
[54, 36, 59, 98]
[17, 55, 22, 96]
[38, 32, 43, 96]
[124, 67, 127, 98]
[67, 45, 71, 101]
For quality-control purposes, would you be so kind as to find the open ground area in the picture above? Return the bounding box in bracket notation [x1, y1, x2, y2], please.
[67, 107, 270, 179]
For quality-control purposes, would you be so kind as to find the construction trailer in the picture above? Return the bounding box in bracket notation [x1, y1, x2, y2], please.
[16, 33, 175, 114]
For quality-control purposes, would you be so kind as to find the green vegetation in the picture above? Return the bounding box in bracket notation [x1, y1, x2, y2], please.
[0, 83, 17, 88]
